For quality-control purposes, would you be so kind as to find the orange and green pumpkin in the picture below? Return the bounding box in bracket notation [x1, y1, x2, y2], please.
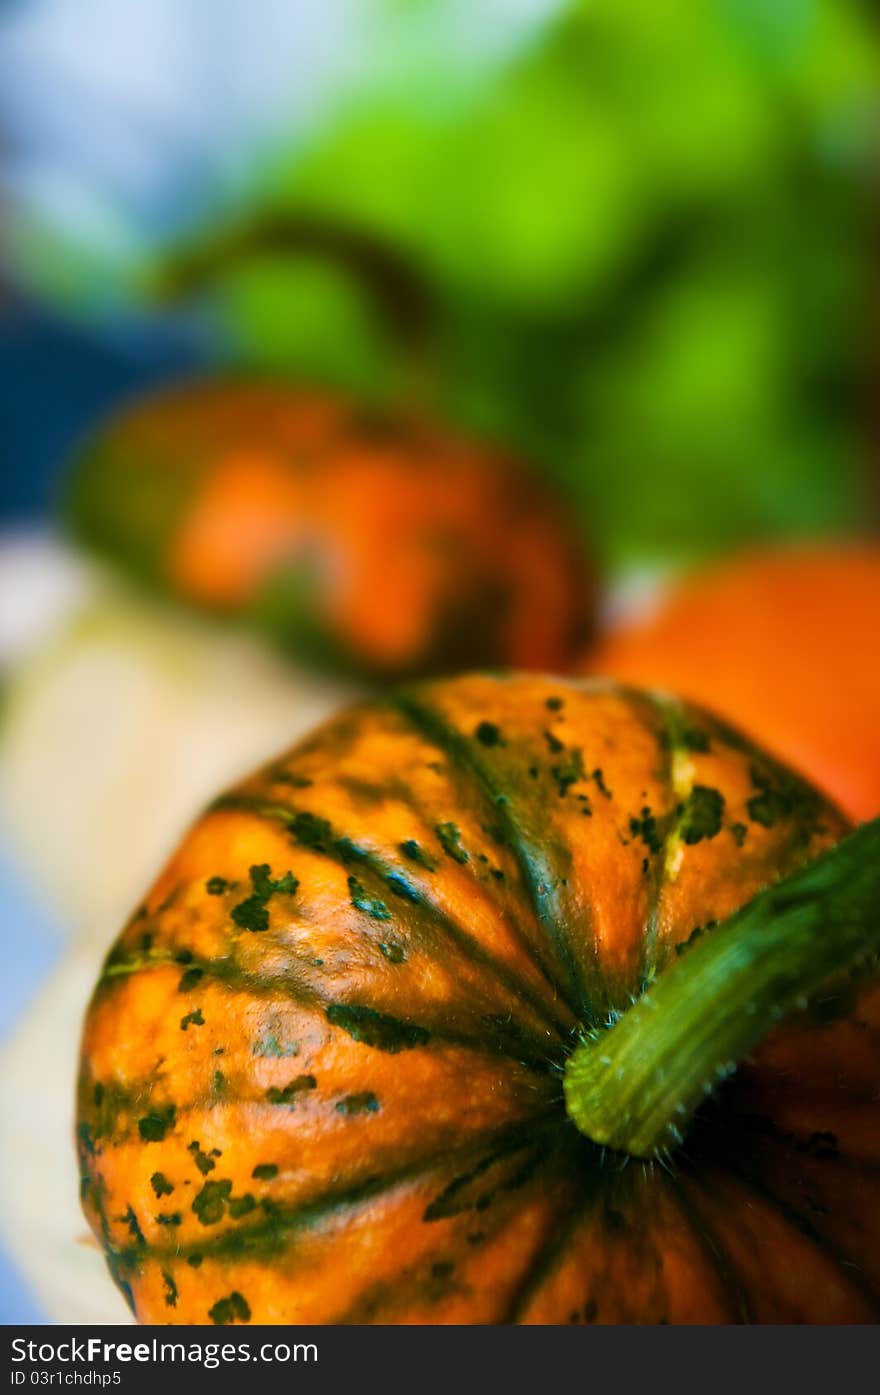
[64, 382, 593, 679]
[76, 673, 880, 1324]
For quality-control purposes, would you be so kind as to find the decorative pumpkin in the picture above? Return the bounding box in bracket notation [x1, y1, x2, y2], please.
[586, 544, 880, 823]
[77, 673, 880, 1325]
[64, 380, 593, 679]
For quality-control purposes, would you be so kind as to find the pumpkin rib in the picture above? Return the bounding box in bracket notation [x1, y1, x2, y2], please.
[93, 956, 556, 1077]
[716, 732, 844, 882]
[99, 949, 311, 998]
[503, 1161, 742, 1325]
[378, 695, 597, 1024]
[209, 792, 574, 1046]
[98, 948, 321, 1016]
[108, 1116, 559, 1275]
[638, 691, 721, 983]
[663, 1172, 752, 1324]
[747, 1129, 880, 1179]
[628, 689, 680, 991]
[418, 1123, 559, 1223]
[681, 1168, 877, 1323]
[772, 766, 845, 878]
[701, 1096, 880, 1176]
[80, 1063, 556, 1153]
[97, 909, 561, 1075]
[333, 1137, 577, 1324]
[719, 1159, 880, 1310]
[701, 1107, 880, 1284]
[391, 691, 593, 1021]
[498, 1171, 603, 1323]
[103, 903, 565, 1070]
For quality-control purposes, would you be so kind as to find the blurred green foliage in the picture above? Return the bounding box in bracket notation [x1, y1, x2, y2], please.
[189, 0, 877, 573]
[27, 0, 878, 574]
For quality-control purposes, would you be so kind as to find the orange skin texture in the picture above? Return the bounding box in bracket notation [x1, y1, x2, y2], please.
[77, 674, 880, 1324]
[586, 546, 880, 823]
[69, 381, 593, 677]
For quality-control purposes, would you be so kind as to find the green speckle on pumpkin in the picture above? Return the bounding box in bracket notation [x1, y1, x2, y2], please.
[348, 875, 392, 921]
[334, 836, 366, 864]
[379, 941, 406, 964]
[162, 1271, 178, 1308]
[289, 811, 333, 852]
[180, 1008, 204, 1031]
[399, 839, 437, 871]
[252, 1032, 298, 1058]
[629, 807, 663, 855]
[252, 1163, 278, 1180]
[748, 780, 788, 828]
[551, 747, 585, 797]
[266, 1074, 317, 1105]
[274, 771, 313, 789]
[178, 967, 204, 993]
[592, 768, 613, 799]
[384, 871, 419, 903]
[474, 721, 505, 747]
[188, 1142, 216, 1176]
[254, 864, 297, 897]
[674, 922, 715, 956]
[228, 1193, 256, 1219]
[230, 895, 269, 933]
[137, 1105, 176, 1143]
[209, 1291, 251, 1326]
[746, 763, 818, 830]
[231, 863, 299, 933]
[206, 877, 228, 895]
[680, 726, 710, 753]
[335, 1091, 380, 1116]
[192, 1179, 233, 1226]
[436, 822, 468, 865]
[119, 1205, 145, 1245]
[679, 786, 725, 844]
[327, 1003, 430, 1053]
[150, 1172, 174, 1198]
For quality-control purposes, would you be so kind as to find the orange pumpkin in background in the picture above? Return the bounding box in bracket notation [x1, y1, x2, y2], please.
[586, 546, 880, 823]
[77, 673, 880, 1324]
[64, 379, 593, 680]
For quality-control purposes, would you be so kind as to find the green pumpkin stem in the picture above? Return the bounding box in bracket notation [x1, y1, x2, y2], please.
[563, 817, 880, 1159]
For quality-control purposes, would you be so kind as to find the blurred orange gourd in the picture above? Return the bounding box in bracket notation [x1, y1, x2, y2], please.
[65, 379, 593, 680]
[587, 546, 880, 823]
